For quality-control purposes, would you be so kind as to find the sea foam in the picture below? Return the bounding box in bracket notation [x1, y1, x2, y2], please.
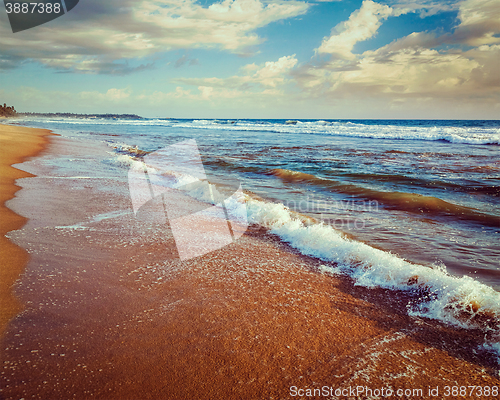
[123, 158, 500, 361]
[248, 196, 499, 328]
[176, 175, 500, 333]
[176, 119, 500, 145]
[239, 194, 500, 362]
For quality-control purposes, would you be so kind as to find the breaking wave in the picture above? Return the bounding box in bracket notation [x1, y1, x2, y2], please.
[149, 169, 500, 337]
[179, 119, 500, 145]
[17, 116, 500, 145]
[236, 194, 500, 359]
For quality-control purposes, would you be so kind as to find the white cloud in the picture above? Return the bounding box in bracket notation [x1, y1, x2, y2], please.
[3, 0, 499, 118]
[174, 54, 298, 90]
[452, 0, 500, 46]
[134, 0, 309, 51]
[124, 54, 300, 111]
[386, 0, 500, 46]
[3, 86, 135, 113]
[301, 41, 495, 100]
[385, 1, 458, 17]
[377, 31, 441, 52]
[253, 56, 299, 87]
[294, 0, 500, 115]
[316, 0, 393, 59]
[378, 0, 500, 49]
[42, 55, 298, 111]
[0, 0, 309, 73]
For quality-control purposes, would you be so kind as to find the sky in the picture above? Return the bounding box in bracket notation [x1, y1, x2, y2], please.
[0, 0, 499, 119]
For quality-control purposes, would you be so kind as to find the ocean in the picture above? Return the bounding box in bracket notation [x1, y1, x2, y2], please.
[2, 117, 499, 397]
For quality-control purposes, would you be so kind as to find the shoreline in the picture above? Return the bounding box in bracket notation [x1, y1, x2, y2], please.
[0, 123, 498, 398]
[0, 123, 54, 335]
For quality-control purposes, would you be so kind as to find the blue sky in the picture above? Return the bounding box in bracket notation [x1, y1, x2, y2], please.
[0, 0, 499, 118]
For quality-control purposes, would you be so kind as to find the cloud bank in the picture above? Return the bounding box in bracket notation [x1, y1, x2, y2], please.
[0, 0, 309, 73]
[1, 0, 499, 117]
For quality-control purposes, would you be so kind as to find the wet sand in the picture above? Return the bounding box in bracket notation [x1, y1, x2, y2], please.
[0, 129, 499, 399]
[0, 123, 54, 335]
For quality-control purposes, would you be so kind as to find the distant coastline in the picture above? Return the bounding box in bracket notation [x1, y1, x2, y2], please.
[18, 112, 144, 120]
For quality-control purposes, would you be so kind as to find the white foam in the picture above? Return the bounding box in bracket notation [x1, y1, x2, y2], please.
[113, 154, 137, 168]
[147, 170, 500, 334]
[18, 116, 500, 145]
[241, 195, 500, 334]
[55, 210, 130, 230]
[121, 155, 500, 343]
[173, 120, 500, 145]
[481, 342, 500, 365]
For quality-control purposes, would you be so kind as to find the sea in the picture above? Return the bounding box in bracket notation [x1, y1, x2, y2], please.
[5, 117, 500, 358]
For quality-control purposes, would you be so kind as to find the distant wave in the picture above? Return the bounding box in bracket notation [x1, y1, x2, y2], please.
[111, 143, 150, 157]
[179, 119, 500, 145]
[17, 116, 500, 145]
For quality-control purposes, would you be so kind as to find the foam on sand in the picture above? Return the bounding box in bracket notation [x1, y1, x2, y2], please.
[178, 179, 500, 356]
[248, 198, 499, 323]
[121, 152, 500, 361]
[170, 172, 500, 333]
[241, 196, 500, 359]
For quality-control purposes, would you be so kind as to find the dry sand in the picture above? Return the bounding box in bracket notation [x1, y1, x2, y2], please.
[0, 123, 54, 335]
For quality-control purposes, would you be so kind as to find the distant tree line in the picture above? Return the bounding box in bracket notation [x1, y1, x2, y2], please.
[19, 112, 144, 120]
[0, 103, 17, 117]
[1, 106, 144, 120]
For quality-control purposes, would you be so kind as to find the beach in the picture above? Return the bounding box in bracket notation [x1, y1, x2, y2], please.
[0, 123, 53, 335]
[0, 120, 499, 399]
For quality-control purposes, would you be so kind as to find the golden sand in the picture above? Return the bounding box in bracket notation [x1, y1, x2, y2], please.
[0, 123, 54, 335]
